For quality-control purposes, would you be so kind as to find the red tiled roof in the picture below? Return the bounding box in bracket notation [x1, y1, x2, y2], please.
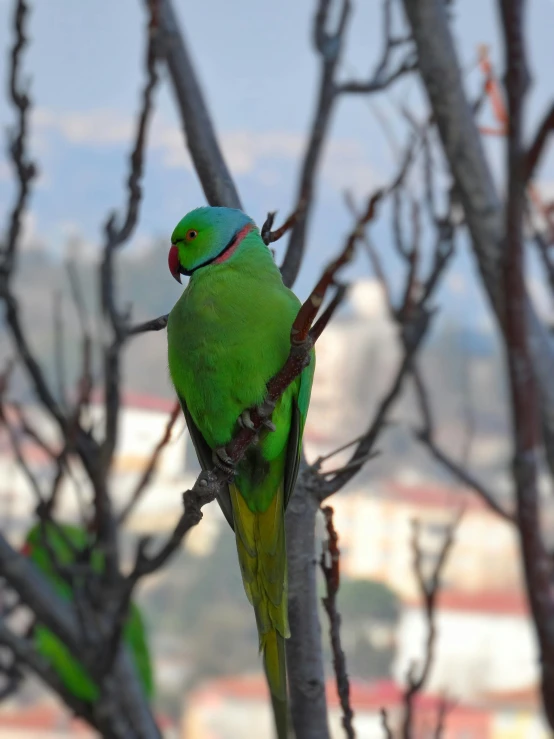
[0, 704, 175, 732]
[0, 704, 92, 733]
[89, 390, 177, 414]
[190, 676, 462, 713]
[480, 685, 540, 710]
[403, 589, 529, 616]
[384, 482, 489, 511]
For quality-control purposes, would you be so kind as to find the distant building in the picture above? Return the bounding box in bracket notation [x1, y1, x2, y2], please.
[0, 393, 223, 554]
[482, 687, 550, 739]
[0, 697, 177, 738]
[304, 279, 397, 458]
[331, 482, 521, 598]
[394, 589, 538, 701]
[182, 674, 548, 739]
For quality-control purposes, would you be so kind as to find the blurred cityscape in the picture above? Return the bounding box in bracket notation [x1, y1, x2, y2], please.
[0, 246, 550, 737]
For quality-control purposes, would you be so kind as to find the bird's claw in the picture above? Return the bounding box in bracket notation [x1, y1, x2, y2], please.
[212, 446, 236, 476]
[238, 398, 277, 434]
[258, 397, 276, 433]
[262, 418, 276, 432]
[238, 409, 256, 431]
[257, 398, 276, 419]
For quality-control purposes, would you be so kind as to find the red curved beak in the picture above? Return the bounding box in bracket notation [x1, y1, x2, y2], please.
[168, 244, 182, 284]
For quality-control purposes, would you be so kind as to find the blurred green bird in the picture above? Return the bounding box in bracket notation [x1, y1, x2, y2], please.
[22, 522, 154, 703]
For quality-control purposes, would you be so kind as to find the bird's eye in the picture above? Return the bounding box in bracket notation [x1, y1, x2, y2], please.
[187, 229, 198, 240]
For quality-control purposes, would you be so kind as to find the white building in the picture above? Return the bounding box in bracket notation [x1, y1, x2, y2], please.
[330, 482, 521, 599]
[305, 279, 397, 458]
[394, 590, 538, 700]
[0, 393, 223, 554]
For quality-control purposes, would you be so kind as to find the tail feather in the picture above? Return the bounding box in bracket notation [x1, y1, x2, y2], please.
[230, 479, 290, 738]
[264, 630, 289, 739]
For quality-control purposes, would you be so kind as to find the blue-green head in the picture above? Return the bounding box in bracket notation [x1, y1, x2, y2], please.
[168, 206, 256, 282]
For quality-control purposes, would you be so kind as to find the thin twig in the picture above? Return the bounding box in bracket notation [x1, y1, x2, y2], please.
[320, 506, 355, 738]
[1, 0, 37, 276]
[401, 514, 461, 739]
[52, 291, 67, 408]
[118, 402, 181, 523]
[126, 313, 169, 337]
[261, 207, 307, 246]
[414, 428, 515, 522]
[97, 3, 160, 566]
[380, 709, 394, 739]
[280, 0, 351, 287]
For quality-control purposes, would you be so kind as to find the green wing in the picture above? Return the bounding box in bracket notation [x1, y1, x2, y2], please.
[24, 523, 155, 700]
[284, 350, 315, 507]
[124, 604, 154, 699]
[34, 626, 99, 702]
[178, 394, 235, 530]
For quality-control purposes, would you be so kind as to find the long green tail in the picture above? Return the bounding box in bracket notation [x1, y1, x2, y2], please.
[230, 477, 290, 739]
[265, 630, 289, 739]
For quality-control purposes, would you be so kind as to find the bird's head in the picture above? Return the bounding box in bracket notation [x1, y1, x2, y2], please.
[168, 206, 256, 283]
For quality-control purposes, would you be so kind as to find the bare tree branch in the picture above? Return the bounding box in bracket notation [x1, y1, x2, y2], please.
[320, 506, 355, 739]
[286, 466, 331, 738]
[525, 101, 554, 182]
[100, 5, 160, 469]
[118, 402, 181, 524]
[281, 0, 415, 288]
[155, 0, 242, 209]
[498, 1, 554, 730]
[0, 619, 96, 726]
[415, 428, 515, 521]
[0, 532, 161, 739]
[401, 514, 460, 739]
[401, 0, 554, 484]
[280, 0, 351, 287]
[1, 0, 37, 274]
[380, 708, 394, 739]
[52, 291, 67, 408]
[126, 313, 169, 336]
[261, 207, 307, 247]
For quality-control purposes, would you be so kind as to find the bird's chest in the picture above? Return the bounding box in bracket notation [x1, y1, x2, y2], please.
[168, 282, 284, 446]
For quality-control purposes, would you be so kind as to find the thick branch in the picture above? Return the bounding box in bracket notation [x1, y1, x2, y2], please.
[0, 534, 160, 738]
[155, 0, 241, 209]
[401, 0, 554, 480]
[499, 1, 554, 730]
[286, 471, 331, 739]
[525, 101, 554, 182]
[0, 620, 95, 727]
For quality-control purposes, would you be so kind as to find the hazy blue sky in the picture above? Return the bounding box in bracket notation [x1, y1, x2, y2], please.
[0, 0, 553, 327]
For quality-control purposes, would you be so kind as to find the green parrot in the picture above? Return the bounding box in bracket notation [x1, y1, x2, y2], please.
[167, 206, 314, 738]
[21, 522, 154, 702]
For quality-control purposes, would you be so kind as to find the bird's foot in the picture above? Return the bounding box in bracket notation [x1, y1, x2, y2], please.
[238, 399, 277, 434]
[257, 397, 276, 419]
[212, 446, 236, 477]
[258, 397, 276, 432]
[238, 409, 256, 431]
